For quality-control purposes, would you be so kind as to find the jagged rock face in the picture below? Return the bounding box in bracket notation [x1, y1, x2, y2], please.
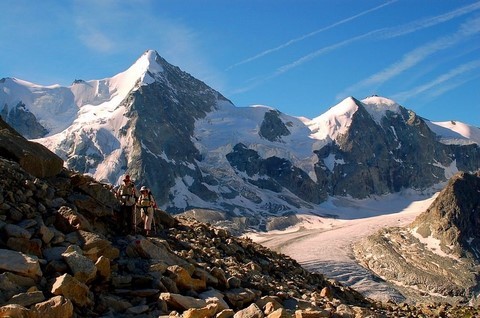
[259, 110, 291, 142]
[353, 171, 480, 303]
[1, 102, 48, 139]
[411, 171, 480, 258]
[227, 143, 327, 204]
[0, 116, 63, 178]
[122, 59, 231, 208]
[323, 100, 465, 198]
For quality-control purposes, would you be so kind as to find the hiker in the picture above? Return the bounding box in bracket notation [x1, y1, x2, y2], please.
[116, 174, 137, 234]
[137, 186, 156, 236]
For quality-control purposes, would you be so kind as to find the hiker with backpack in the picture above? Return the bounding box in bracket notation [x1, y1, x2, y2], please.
[137, 186, 156, 236]
[116, 174, 137, 235]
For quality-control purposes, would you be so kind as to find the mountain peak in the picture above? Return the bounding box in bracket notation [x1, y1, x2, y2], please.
[121, 50, 164, 86]
[360, 95, 401, 125]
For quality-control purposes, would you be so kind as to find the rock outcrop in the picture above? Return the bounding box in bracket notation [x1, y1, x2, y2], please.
[0, 116, 63, 178]
[353, 170, 480, 303]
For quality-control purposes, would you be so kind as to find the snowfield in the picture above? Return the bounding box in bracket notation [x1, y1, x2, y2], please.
[248, 191, 438, 302]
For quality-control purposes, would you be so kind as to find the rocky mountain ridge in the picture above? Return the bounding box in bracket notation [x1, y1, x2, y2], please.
[2, 109, 480, 318]
[353, 170, 480, 304]
[1, 50, 480, 231]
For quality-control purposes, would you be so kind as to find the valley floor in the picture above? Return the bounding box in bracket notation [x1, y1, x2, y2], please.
[248, 192, 438, 302]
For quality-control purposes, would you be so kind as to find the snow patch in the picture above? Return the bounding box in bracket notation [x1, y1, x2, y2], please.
[323, 154, 345, 171]
[410, 226, 459, 260]
[427, 120, 480, 145]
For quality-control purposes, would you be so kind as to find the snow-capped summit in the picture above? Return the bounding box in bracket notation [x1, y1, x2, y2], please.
[307, 95, 402, 142]
[113, 49, 164, 88]
[307, 96, 359, 142]
[361, 95, 401, 125]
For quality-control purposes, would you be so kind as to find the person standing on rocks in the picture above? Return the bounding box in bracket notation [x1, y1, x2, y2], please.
[116, 175, 137, 235]
[137, 186, 156, 236]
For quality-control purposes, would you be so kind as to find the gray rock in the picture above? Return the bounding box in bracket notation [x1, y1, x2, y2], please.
[7, 290, 45, 307]
[61, 245, 97, 284]
[0, 249, 42, 279]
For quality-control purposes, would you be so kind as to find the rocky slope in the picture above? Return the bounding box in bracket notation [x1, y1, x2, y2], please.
[353, 170, 480, 304]
[2, 50, 480, 231]
[3, 105, 480, 317]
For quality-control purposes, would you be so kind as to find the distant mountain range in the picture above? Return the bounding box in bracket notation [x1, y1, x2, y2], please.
[1, 50, 479, 230]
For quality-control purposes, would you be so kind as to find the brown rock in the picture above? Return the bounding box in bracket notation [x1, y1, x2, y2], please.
[294, 309, 331, 318]
[95, 255, 111, 281]
[54, 206, 92, 233]
[183, 303, 218, 318]
[6, 237, 42, 257]
[0, 304, 31, 318]
[267, 308, 291, 318]
[319, 287, 332, 300]
[0, 248, 42, 280]
[233, 303, 263, 318]
[216, 309, 235, 318]
[167, 265, 206, 292]
[33, 295, 74, 318]
[51, 273, 90, 307]
[159, 292, 207, 311]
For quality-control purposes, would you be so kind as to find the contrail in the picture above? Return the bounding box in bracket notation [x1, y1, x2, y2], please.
[337, 16, 480, 99]
[391, 59, 480, 102]
[232, 2, 480, 96]
[226, 0, 398, 71]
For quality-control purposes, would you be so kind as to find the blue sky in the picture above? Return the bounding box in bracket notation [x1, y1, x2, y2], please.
[1, 0, 479, 126]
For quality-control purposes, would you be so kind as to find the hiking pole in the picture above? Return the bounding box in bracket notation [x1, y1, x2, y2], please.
[134, 204, 137, 235]
[152, 209, 156, 236]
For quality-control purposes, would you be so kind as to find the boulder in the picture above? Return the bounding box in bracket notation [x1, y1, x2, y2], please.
[33, 296, 74, 318]
[159, 292, 207, 311]
[6, 237, 42, 257]
[0, 304, 31, 318]
[233, 303, 264, 318]
[3, 223, 32, 239]
[54, 206, 92, 233]
[225, 288, 261, 309]
[95, 256, 111, 281]
[0, 249, 42, 279]
[61, 245, 97, 283]
[75, 230, 119, 261]
[51, 273, 91, 307]
[7, 290, 45, 307]
[167, 265, 206, 292]
[127, 237, 189, 266]
[183, 303, 218, 318]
